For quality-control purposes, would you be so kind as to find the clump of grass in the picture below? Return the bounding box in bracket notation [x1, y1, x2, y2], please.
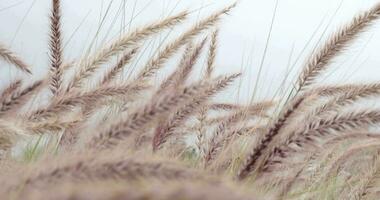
[3, 1, 380, 200]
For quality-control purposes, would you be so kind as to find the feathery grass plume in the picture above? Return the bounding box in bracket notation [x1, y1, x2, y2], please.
[29, 82, 146, 120]
[136, 3, 236, 80]
[194, 111, 207, 157]
[150, 39, 208, 151]
[309, 83, 377, 97]
[323, 133, 380, 147]
[27, 119, 80, 135]
[195, 107, 208, 156]
[237, 94, 307, 180]
[316, 83, 380, 100]
[0, 81, 43, 117]
[237, 87, 345, 179]
[279, 83, 380, 144]
[152, 73, 241, 151]
[156, 38, 207, 97]
[140, 4, 235, 151]
[156, 43, 195, 95]
[329, 83, 380, 106]
[206, 29, 219, 78]
[204, 125, 242, 167]
[0, 80, 22, 102]
[58, 82, 149, 145]
[150, 76, 241, 151]
[316, 83, 371, 97]
[195, 108, 210, 158]
[297, 3, 380, 92]
[300, 83, 380, 124]
[294, 111, 380, 148]
[151, 39, 209, 151]
[89, 80, 212, 149]
[67, 11, 189, 91]
[48, 0, 64, 96]
[209, 101, 274, 113]
[56, 81, 149, 145]
[287, 137, 371, 190]
[279, 83, 380, 145]
[260, 110, 380, 174]
[192, 114, 267, 133]
[100, 48, 139, 86]
[15, 155, 205, 191]
[205, 109, 247, 164]
[0, 42, 31, 74]
[193, 101, 273, 157]
[294, 84, 380, 136]
[17, 180, 251, 200]
[193, 31, 220, 156]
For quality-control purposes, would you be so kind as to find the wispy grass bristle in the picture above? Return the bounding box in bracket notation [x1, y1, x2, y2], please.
[49, 0, 64, 96]
[0, 43, 31, 74]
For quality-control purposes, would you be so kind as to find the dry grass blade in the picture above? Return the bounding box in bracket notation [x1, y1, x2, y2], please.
[49, 0, 64, 95]
[0, 42, 31, 74]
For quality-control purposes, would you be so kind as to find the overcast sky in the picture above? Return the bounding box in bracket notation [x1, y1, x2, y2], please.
[1, 0, 380, 102]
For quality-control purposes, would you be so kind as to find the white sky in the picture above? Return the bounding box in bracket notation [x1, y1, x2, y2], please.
[1, 0, 380, 102]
